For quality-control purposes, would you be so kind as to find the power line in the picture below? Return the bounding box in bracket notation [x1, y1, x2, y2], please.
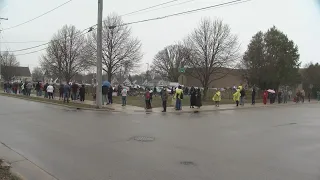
[1, 41, 47, 44]
[123, 0, 196, 17]
[4, 26, 93, 53]
[14, 47, 47, 56]
[0, 0, 178, 45]
[0, 0, 73, 31]
[121, 0, 252, 27]
[121, 0, 179, 17]
[9, 0, 252, 55]
[14, 27, 96, 56]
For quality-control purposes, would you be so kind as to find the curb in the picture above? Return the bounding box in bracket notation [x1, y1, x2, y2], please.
[0, 93, 116, 111]
[133, 101, 312, 114]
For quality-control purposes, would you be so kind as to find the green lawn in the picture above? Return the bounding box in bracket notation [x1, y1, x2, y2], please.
[1, 89, 261, 108]
[0, 93, 107, 109]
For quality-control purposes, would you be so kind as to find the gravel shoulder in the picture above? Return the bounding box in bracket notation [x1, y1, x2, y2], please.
[0, 159, 21, 180]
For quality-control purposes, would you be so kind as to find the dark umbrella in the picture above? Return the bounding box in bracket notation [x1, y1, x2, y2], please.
[102, 81, 111, 87]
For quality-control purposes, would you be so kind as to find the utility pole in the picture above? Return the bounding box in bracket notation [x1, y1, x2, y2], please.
[0, 17, 8, 81]
[146, 63, 149, 85]
[96, 0, 103, 108]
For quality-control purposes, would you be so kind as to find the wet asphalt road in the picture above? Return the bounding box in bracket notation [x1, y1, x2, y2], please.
[0, 95, 320, 180]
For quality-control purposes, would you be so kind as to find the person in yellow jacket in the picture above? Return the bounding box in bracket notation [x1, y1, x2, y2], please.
[213, 90, 221, 107]
[233, 88, 241, 107]
[175, 86, 183, 110]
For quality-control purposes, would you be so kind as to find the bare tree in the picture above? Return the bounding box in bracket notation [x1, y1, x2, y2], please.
[32, 67, 44, 82]
[0, 51, 19, 81]
[87, 14, 142, 81]
[184, 18, 240, 99]
[151, 44, 187, 82]
[40, 25, 92, 83]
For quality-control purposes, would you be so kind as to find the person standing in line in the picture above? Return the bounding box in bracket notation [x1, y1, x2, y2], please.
[63, 83, 71, 103]
[145, 88, 152, 109]
[71, 83, 79, 101]
[189, 86, 196, 108]
[195, 88, 202, 108]
[278, 90, 282, 104]
[47, 84, 54, 99]
[251, 85, 256, 105]
[3, 82, 7, 93]
[233, 88, 241, 107]
[213, 89, 221, 107]
[308, 92, 311, 102]
[35, 82, 40, 96]
[240, 87, 246, 106]
[102, 85, 108, 105]
[175, 86, 183, 110]
[43, 83, 49, 98]
[161, 87, 168, 112]
[79, 84, 86, 102]
[121, 87, 128, 106]
[20, 82, 25, 95]
[26, 82, 33, 96]
[108, 86, 113, 104]
[263, 90, 268, 105]
[59, 84, 64, 100]
[153, 87, 157, 97]
[149, 89, 153, 103]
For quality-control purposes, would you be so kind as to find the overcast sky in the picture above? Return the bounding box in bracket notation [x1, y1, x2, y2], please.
[0, 0, 320, 72]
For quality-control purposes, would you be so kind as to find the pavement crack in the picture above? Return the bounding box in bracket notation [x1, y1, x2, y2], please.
[10, 159, 26, 164]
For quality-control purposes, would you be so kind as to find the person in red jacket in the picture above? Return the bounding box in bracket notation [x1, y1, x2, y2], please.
[263, 90, 268, 105]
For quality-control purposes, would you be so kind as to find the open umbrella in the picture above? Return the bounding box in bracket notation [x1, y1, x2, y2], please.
[102, 81, 111, 87]
[267, 89, 275, 93]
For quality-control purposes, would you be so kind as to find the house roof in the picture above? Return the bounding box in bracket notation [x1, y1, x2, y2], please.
[1, 66, 31, 77]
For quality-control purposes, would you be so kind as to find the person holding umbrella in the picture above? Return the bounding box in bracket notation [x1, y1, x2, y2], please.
[267, 89, 276, 104]
[102, 81, 110, 105]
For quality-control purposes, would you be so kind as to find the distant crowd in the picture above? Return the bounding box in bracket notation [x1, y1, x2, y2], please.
[2, 81, 319, 112]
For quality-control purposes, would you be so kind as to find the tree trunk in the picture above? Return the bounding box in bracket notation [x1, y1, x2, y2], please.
[107, 71, 112, 82]
[203, 86, 209, 101]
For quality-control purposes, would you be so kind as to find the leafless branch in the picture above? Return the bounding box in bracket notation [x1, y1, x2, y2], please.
[184, 18, 240, 98]
[87, 13, 142, 82]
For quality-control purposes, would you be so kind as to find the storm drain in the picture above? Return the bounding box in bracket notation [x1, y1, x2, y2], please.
[180, 161, 196, 166]
[132, 136, 155, 142]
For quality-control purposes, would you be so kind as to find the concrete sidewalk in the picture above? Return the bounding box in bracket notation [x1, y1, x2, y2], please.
[28, 94, 283, 113]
